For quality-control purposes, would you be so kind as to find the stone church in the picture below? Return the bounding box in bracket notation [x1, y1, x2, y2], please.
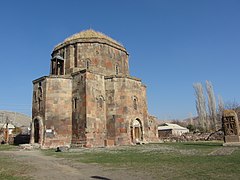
[30, 29, 158, 148]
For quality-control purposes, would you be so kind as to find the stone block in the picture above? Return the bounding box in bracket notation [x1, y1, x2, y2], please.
[104, 139, 115, 146]
[222, 110, 240, 145]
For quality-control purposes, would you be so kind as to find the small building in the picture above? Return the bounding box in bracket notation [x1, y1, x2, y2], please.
[0, 123, 15, 134]
[158, 123, 189, 138]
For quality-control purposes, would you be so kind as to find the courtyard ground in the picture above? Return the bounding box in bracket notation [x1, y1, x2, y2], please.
[0, 142, 240, 179]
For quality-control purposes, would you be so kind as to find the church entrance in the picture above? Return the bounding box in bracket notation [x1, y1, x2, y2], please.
[134, 127, 140, 140]
[31, 117, 43, 146]
[132, 119, 143, 143]
[34, 119, 40, 143]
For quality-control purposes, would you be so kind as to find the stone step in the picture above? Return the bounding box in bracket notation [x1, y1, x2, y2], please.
[19, 143, 40, 150]
[71, 142, 86, 148]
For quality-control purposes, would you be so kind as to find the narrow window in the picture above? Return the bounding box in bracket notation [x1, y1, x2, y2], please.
[74, 45, 78, 67]
[116, 64, 119, 75]
[86, 59, 90, 69]
[73, 98, 78, 110]
[98, 96, 104, 108]
[99, 97, 103, 108]
[133, 97, 138, 110]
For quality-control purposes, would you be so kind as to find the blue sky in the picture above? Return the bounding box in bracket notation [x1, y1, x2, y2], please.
[0, 0, 240, 120]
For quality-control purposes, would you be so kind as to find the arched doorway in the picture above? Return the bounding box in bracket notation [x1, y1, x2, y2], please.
[34, 119, 40, 143]
[131, 119, 143, 143]
[31, 116, 43, 146]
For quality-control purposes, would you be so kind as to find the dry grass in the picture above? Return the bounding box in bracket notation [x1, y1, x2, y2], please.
[0, 145, 32, 180]
[44, 142, 240, 180]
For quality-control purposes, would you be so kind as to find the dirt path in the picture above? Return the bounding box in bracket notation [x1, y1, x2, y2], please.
[2, 150, 149, 180]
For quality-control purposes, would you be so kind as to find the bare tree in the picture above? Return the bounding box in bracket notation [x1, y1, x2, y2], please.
[193, 83, 207, 131]
[206, 80, 217, 131]
[224, 99, 240, 119]
[217, 95, 224, 130]
[189, 112, 193, 126]
[224, 99, 240, 111]
[218, 95, 224, 114]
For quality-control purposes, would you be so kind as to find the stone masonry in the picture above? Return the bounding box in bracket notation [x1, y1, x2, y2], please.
[222, 110, 240, 146]
[31, 29, 158, 148]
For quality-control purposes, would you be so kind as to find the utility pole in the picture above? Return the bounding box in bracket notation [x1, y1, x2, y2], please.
[4, 116, 9, 144]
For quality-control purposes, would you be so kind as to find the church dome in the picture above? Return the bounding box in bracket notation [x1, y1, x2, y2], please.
[54, 29, 125, 51]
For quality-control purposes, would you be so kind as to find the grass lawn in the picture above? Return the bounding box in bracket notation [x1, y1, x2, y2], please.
[0, 145, 31, 180]
[44, 141, 240, 180]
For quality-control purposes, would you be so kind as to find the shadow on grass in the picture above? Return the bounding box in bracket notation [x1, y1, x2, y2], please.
[91, 175, 111, 180]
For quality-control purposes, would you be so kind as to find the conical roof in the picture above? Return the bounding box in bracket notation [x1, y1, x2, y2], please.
[54, 29, 124, 50]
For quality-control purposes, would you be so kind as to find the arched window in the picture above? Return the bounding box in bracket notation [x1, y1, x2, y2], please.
[38, 97, 41, 111]
[99, 98, 103, 108]
[98, 96, 104, 109]
[115, 64, 119, 75]
[133, 96, 138, 110]
[108, 96, 113, 104]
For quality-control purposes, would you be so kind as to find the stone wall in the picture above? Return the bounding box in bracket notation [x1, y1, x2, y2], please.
[105, 76, 150, 145]
[85, 71, 107, 147]
[31, 77, 47, 146]
[32, 77, 47, 122]
[71, 71, 87, 146]
[43, 76, 72, 148]
[147, 115, 159, 142]
[53, 42, 129, 77]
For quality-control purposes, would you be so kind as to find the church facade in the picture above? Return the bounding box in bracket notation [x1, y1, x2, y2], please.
[30, 30, 158, 148]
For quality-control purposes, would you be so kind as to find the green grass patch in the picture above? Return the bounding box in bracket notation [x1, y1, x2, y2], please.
[43, 142, 240, 180]
[0, 144, 18, 151]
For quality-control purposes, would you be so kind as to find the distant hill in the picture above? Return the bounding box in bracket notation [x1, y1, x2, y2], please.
[0, 111, 31, 127]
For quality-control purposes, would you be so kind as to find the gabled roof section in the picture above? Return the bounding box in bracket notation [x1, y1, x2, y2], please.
[158, 123, 188, 131]
[0, 123, 15, 129]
